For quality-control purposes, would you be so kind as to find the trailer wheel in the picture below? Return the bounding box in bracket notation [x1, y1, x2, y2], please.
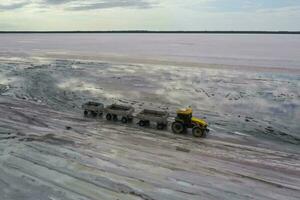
[113, 115, 118, 121]
[192, 127, 205, 138]
[128, 117, 133, 122]
[145, 120, 150, 126]
[172, 122, 185, 134]
[157, 123, 164, 130]
[84, 110, 88, 117]
[121, 117, 128, 124]
[139, 120, 145, 127]
[106, 113, 112, 121]
[91, 111, 98, 117]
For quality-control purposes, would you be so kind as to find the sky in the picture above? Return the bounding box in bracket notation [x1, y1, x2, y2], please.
[0, 0, 299, 31]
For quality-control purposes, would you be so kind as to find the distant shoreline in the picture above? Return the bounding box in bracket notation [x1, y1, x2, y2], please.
[0, 31, 300, 34]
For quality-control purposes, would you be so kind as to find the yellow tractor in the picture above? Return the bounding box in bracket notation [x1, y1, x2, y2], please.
[172, 108, 209, 137]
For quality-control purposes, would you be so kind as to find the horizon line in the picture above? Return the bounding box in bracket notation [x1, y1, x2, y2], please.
[0, 30, 300, 34]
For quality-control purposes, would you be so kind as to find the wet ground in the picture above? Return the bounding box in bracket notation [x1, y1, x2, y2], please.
[1, 56, 299, 144]
[0, 55, 300, 199]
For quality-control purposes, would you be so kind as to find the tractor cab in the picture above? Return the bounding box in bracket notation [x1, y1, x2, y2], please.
[172, 108, 209, 137]
[176, 108, 193, 124]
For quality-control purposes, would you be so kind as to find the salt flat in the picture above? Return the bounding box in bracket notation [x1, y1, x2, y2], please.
[0, 95, 299, 200]
[0, 34, 299, 199]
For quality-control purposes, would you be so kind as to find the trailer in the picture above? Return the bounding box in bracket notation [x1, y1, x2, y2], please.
[82, 102, 104, 117]
[136, 109, 169, 130]
[104, 104, 135, 123]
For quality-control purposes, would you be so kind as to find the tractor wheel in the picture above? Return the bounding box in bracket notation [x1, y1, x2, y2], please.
[157, 123, 165, 130]
[121, 117, 128, 124]
[139, 120, 146, 127]
[172, 122, 185, 134]
[192, 127, 205, 138]
[84, 110, 89, 117]
[106, 113, 112, 121]
[113, 115, 118, 121]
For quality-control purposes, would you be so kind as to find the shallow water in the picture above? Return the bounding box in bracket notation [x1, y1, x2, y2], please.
[0, 33, 300, 68]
